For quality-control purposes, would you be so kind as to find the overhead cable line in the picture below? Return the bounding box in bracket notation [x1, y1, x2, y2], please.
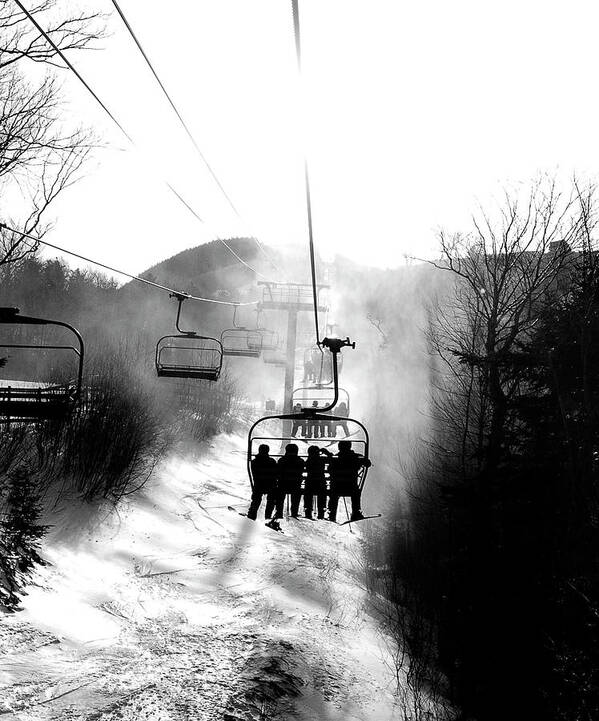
[109, 0, 284, 276]
[13, 0, 273, 282]
[0, 223, 258, 307]
[291, 0, 321, 346]
[13, 0, 133, 144]
[165, 183, 261, 274]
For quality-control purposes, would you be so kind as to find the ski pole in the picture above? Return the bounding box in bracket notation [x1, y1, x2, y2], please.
[342, 497, 353, 534]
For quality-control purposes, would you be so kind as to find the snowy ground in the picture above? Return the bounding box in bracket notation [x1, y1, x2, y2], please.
[0, 433, 404, 720]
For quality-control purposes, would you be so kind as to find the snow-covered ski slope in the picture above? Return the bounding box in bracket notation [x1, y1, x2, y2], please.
[0, 433, 402, 720]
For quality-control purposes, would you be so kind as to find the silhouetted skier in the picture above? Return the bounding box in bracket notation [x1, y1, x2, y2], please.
[247, 444, 278, 520]
[328, 440, 371, 522]
[304, 445, 331, 519]
[333, 401, 350, 437]
[304, 356, 314, 382]
[308, 400, 321, 438]
[291, 403, 305, 438]
[276, 443, 305, 518]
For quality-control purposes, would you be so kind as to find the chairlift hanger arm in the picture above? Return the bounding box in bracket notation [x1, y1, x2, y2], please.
[311, 336, 355, 413]
[169, 293, 197, 335]
[232, 303, 249, 330]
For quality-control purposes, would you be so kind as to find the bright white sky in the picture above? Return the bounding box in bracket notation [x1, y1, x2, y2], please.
[43, 0, 599, 279]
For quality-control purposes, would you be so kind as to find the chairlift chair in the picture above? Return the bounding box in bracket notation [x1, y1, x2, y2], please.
[247, 337, 369, 491]
[221, 328, 262, 358]
[0, 307, 84, 422]
[156, 336, 223, 380]
[262, 349, 287, 366]
[221, 304, 263, 358]
[247, 328, 279, 352]
[250, 308, 280, 352]
[247, 413, 369, 491]
[156, 294, 223, 381]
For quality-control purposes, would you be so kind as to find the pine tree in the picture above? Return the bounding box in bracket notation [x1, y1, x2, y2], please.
[0, 467, 49, 611]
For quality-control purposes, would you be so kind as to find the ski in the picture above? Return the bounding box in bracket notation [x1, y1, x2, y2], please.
[227, 506, 284, 533]
[338, 514, 382, 526]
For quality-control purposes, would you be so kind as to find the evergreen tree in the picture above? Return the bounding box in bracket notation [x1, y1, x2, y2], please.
[0, 467, 49, 611]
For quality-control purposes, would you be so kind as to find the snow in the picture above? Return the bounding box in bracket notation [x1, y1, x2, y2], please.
[0, 433, 405, 720]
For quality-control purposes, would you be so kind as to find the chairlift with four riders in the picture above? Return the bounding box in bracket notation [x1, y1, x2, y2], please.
[247, 336, 369, 493]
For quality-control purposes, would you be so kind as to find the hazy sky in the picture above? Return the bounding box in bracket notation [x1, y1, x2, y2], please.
[41, 0, 599, 280]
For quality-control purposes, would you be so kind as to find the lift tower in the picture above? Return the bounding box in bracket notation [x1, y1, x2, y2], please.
[258, 281, 328, 414]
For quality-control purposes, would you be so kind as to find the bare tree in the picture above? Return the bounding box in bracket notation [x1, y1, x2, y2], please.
[366, 311, 388, 349]
[0, 0, 103, 266]
[0, 1, 101, 68]
[429, 178, 588, 474]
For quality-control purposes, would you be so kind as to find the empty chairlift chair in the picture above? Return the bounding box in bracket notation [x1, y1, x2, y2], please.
[155, 294, 223, 381]
[262, 337, 287, 367]
[156, 335, 223, 380]
[262, 350, 287, 366]
[221, 304, 263, 358]
[221, 328, 262, 358]
[0, 307, 84, 422]
[247, 328, 279, 353]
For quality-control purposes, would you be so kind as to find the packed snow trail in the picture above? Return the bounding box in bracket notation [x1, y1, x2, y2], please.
[0, 434, 400, 720]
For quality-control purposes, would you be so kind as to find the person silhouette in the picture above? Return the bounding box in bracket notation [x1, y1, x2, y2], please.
[247, 444, 278, 520]
[327, 440, 371, 522]
[304, 445, 331, 519]
[291, 403, 305, 438]
[334, 401, 350, 437]
[308, 400, 321, 439]
[276, 443, 305, 518]
[304, 356, 314, 382]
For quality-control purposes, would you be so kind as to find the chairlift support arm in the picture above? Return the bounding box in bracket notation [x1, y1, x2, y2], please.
[308, 336, 355, 413]
[170, 293, 196, 335]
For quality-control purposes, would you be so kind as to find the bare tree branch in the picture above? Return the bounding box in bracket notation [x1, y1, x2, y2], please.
[0, 1, 102, 266]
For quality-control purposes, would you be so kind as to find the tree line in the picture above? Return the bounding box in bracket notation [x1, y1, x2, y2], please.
[367, 178, 599, 720]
